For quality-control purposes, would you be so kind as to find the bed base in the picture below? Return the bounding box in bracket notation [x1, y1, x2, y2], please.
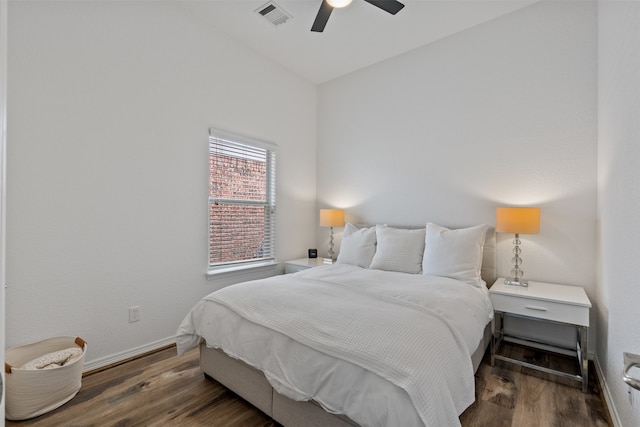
[199, 323, 491, 426]
[200, 341, 357, 426]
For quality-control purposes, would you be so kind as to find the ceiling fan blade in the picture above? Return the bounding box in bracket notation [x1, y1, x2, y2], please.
[363, 0, 405, 15]
[311, 0, 333, 32]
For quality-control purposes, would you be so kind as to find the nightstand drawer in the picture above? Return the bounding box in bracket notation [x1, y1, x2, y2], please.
[491, 293, 589, 326]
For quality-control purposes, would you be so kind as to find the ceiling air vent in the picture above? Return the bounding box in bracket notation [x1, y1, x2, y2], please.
[255, 1, 292, 27]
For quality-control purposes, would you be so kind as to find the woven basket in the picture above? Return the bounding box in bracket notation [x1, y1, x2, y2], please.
[4, 336, 87, 420]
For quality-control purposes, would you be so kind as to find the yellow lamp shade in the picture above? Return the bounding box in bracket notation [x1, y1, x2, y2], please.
[496, 207, 540, 234]
[319, 209, 345, 227]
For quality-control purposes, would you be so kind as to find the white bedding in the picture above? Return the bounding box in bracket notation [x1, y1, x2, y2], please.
[176, 264, 493, 427]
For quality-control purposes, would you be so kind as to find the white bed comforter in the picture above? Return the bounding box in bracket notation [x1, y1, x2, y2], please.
[176, 264, 493, 427]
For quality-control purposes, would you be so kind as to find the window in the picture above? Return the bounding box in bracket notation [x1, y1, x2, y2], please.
[208, 129, 276, 271]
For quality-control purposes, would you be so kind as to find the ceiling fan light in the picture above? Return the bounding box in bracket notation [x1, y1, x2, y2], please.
[327, 0, 352, 8]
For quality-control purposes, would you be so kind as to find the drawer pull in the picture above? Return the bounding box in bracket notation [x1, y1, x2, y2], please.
[525, 305, 548, 312]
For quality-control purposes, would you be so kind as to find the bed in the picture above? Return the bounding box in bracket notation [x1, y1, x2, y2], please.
[176, 223, 496, 427]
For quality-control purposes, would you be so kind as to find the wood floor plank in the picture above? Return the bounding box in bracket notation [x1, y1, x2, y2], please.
[5, 344, 613, 427]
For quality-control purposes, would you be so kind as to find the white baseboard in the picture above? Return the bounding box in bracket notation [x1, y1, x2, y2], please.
[82, 336, 176, 373]
[594, 355, 623, 427]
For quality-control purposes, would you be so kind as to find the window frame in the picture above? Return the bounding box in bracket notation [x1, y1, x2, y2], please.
[207, 128, 277, 275]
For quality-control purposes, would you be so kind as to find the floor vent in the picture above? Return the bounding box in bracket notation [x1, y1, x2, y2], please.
[255, 1, 292, 27]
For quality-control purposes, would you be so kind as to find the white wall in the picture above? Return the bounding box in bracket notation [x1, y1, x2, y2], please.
[318, 2, 597, 301]
[6, 1, 317, 367]
[597, 2, 640, 426]
[0, 0, 7, 422]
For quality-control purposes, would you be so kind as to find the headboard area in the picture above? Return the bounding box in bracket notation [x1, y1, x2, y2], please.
[357, 223, 496, 286]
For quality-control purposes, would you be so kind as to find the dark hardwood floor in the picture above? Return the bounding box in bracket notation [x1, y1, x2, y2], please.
[6, 344, 613, 427]
[460, 343, 612, 427]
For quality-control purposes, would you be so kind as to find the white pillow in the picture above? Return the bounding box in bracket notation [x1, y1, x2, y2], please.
[369, 225, 426, 274]
[337, 223, 377, 268]
[422, 223, 489, 287]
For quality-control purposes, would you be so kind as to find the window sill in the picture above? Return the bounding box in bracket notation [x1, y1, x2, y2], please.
[206, 261, 279, 281]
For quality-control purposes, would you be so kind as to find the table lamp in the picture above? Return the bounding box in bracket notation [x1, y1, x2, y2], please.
[320, 209, 344, 262]
[496, 207, 540, 287]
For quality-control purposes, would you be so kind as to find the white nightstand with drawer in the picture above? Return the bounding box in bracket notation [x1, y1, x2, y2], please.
[489, 278, 592, 393]
[284, 258, 332, 274]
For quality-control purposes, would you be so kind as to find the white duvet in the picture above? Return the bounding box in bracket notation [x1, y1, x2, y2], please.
[176, 264, 493, 427]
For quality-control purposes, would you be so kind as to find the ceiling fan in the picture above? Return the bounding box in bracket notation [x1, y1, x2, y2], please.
[311, 0, 405, 32]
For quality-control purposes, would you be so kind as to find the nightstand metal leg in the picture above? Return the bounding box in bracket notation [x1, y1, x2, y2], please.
[580, 326, 588, 393]
[491, 312, 503, 367]
[491, 319, 495, 367]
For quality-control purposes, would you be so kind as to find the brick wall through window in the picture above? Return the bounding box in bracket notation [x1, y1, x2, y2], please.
[209, 152, 269, 265]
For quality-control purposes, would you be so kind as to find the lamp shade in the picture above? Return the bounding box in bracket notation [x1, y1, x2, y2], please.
[496, 207, 540, 234]
[319, 209, 345, 227]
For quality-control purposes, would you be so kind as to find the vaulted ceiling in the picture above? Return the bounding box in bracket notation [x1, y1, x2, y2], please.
[176, 0, 537, 84]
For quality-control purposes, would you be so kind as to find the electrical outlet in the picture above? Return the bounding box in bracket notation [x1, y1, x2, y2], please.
[129, 306, 140, 323]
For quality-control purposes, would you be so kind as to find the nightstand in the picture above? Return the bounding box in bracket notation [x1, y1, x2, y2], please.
[489, 278, 592, 393]
[284, 258, 332, 274]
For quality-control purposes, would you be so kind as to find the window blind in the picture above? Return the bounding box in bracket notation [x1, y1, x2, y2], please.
[208, 129, 276, 269]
